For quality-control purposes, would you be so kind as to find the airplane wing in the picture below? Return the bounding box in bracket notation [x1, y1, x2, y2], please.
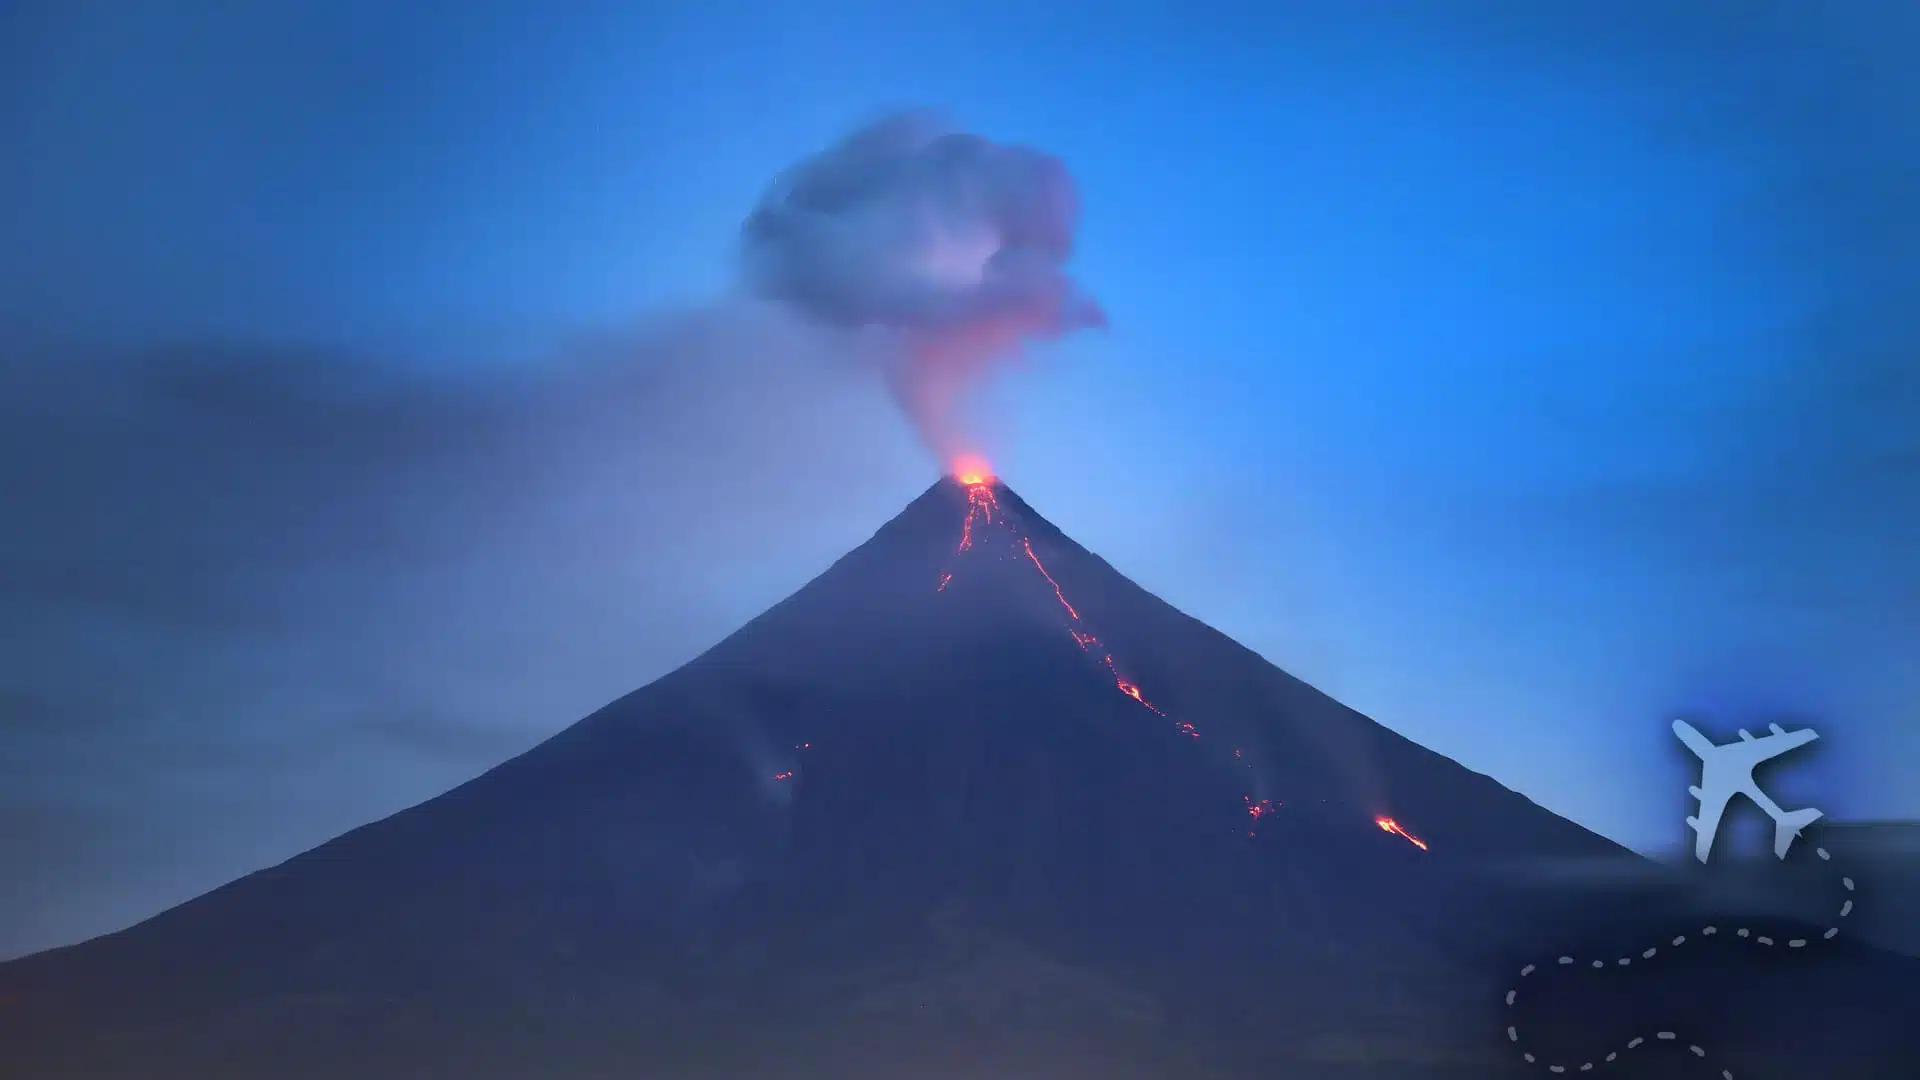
[1753, 723, 1818, 756]
[1729, 724, 1819, 771]
[1685, 786, 1733, 863]
[1671, 719, 1715, 758]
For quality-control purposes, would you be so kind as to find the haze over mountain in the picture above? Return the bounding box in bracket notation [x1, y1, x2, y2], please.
[2, 477, 1913, 1080]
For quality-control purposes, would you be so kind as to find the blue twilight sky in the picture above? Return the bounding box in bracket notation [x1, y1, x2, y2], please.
[1, 0, 1914, 959]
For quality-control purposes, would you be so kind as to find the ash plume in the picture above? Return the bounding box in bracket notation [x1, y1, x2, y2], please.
[742, 111, 1105, 463]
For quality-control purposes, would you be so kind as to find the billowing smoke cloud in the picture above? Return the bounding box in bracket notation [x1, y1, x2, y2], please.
[741, 111, 1105, 464]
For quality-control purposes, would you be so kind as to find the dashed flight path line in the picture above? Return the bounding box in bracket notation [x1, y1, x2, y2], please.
[1504, 844, 1856, 1078]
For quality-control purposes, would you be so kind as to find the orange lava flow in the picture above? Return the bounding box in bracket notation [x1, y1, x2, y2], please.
[1244, 796, 1280, 837]
[1025, 545, 1170, 721]
[935, 472, 1359, 842]
[1022, 538, 1082, 621]
[1113, 675, 1165, 715]
[1019, 536, 1172, 717]
[956, 482, 998, 554]
[1376, 816, 1428, 851]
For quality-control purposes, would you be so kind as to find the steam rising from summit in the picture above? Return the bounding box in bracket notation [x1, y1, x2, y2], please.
[743, 112, 1104, 463]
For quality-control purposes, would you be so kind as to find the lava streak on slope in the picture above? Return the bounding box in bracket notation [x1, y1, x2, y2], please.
[772, 744, 813, 784]
[935, 465, 1429, 854]
[1375, 817, 1428, 851]
[947, 475, 1167, 720]
[1244, 796, 1280, 838]
[956, 479, 998, 554]
[1022, 538, 1081, 620]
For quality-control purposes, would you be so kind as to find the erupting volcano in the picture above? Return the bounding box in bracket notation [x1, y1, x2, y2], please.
[3, 473, 1916, 1080]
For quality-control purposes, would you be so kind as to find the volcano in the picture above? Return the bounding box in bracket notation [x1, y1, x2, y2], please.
[3, 477, 1916, 1080]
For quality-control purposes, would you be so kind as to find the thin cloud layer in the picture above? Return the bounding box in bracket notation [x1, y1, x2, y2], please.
[0, 305, 926, 959]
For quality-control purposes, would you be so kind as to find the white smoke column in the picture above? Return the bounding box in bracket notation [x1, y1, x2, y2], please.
[741, 111, 1105, 467]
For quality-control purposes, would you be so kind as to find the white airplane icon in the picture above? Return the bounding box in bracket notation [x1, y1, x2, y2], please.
[1673, 719, 1824, 864]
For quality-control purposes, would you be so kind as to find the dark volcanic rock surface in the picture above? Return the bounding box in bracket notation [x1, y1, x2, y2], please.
[3, 479, 1913, 1080]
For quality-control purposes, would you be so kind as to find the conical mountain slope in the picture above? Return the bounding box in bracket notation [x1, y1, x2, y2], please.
[3, 479, 1915, 1080]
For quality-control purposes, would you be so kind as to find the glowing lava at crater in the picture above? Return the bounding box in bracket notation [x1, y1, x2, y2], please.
[951, 455, 995, 487]
[954, 475, 999, 554]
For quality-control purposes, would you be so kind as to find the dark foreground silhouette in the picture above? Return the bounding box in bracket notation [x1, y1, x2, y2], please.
[3, 479, 1914, 1079]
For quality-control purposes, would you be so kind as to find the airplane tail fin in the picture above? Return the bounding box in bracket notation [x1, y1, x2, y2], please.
[1773, 806, 1823, 859]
